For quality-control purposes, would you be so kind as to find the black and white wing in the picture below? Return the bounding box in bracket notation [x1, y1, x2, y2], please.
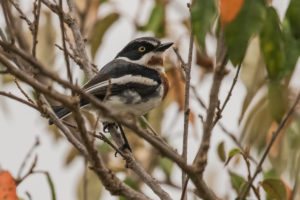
[80, 59, 162, 106]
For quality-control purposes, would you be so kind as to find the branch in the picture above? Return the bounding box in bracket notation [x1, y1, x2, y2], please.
[32, 0, 41, 57]
[238, 92, 300, 200]
[0, 91, 39, 111]
[58, 0, 73, 83]
[212, 63, 241, 127]
[66, 0, 93, 79]
[107, 126, 172, 200]
[193, 28, 227, 176]
[181, 28, 194, 199]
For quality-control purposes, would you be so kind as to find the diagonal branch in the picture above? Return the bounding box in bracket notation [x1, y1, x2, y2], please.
[238, 92, 300, 200]
[193, 28, 227, 176]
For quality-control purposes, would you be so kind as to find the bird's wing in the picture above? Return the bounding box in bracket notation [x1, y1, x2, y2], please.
[81, 59, 161, 102]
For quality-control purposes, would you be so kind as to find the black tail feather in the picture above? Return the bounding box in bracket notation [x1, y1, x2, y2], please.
[49, 106, 71, 125]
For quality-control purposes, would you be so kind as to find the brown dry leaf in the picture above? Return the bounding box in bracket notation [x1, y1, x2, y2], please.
[220, 0, 245, 26]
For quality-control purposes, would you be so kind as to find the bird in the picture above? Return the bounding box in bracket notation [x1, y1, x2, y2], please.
[49, 37, 173, 152]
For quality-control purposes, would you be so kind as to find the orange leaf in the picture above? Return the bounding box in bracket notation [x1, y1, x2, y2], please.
[220, 0, 244, 25]
[0, 171, 18, 200]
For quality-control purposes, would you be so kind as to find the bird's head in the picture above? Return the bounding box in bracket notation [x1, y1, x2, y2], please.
[115, 37, 173, 71]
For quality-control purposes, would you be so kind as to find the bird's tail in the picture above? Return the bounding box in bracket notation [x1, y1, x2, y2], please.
[49, 106, 71, 125]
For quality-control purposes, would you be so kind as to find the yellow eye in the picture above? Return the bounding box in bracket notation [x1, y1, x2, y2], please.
[138, 46, 146, 52]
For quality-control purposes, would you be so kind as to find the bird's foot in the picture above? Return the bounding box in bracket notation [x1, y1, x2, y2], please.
[114, 143, 132, 157]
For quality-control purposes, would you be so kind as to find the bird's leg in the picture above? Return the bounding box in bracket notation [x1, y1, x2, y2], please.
[117, 123, 132, 153]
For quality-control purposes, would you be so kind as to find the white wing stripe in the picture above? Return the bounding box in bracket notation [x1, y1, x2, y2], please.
[85, 75, 158, 93]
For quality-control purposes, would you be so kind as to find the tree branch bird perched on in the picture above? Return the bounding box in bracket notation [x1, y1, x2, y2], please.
[49, 37, 173, 152]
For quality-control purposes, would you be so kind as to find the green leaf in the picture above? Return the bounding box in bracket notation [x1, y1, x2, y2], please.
[44, 172, 56, 200]
[285, 0, 300, 39]
[225, 148, 240, 166]
[263, 169, 279, 180]
[159, 157, 173, 179]
[77, 168, 102, 200]
[260, 7, 285, 80]
[140, 1, 165, 38]
[268, 81, 287, 122]
[282, 20, 300, 76]
[225, 0, 266, 65]
[217, 141, 226, 162]
[89, 13, 119, 60]
[229, 171, 248, 196]
[262, 178, 287, 200]
[191, 0, 216, 49]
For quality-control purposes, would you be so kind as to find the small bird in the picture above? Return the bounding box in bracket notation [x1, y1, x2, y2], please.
[50, 37, 173, 152]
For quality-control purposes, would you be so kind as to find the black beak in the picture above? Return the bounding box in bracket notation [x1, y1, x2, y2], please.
[155, 42, 173, 52]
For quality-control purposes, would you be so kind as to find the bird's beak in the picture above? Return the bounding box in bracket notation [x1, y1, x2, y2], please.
[155, 42, 173, 52]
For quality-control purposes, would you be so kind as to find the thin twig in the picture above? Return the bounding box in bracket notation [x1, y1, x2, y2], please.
[238, 92, 300, 200]
[16, 155, 38, 185]
[58, 0, 73, 83]
[14, 78, 35, 104]
[0, 91, 39, 110]
[32, 0, 41, 57]
[212, 63, 241, 127]
[193, 28, 228, 176]
[66, 0, 93, 79]
[181, 28, 194, 200]
[140, 116, 158, 136]
[17, 137, 40, 179]
[93, 132, 125, 157]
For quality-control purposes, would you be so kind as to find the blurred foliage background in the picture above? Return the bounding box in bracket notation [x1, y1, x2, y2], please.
[0, 0, 300, 199]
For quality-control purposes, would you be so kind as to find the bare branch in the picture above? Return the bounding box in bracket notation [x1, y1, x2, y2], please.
[32, 0, 41, 57]
[0, 91, 39, 111]
[66, 0, 93, 79]
[212, 63, 241, 127]
[181, 27, 194, 200]
[193, 28, 228, 176]
[238, 92, 300, 200]
[58, 0, 73, 83]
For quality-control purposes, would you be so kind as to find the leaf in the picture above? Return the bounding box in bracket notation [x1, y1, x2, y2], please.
[191, 0, 216, 49]
[229, 171, 248, 196]
[285, 0, 300, 39]
[159, 157, 173, 179]
[225, 148, 240, 166]
[217, 141, 226, 162]
[263, 169, 278, 180]
[220, 0, 244, 25]
[64, 147, 80, 166]
[0, 170, 18, 200]
[89, 13, 119, 60]
[260, 7, 285, 80]
[44, 172, 56, 200]
[239, 37, 266, 123]
[282, 20, 300, 77]
[139, 0, 165, 38]
[240, 94, 273, 152]
[76, 168, 102, 200]
[225, 0, 266, 65]
[262, 178, 287, 200]
[268, 81, 287, 122]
